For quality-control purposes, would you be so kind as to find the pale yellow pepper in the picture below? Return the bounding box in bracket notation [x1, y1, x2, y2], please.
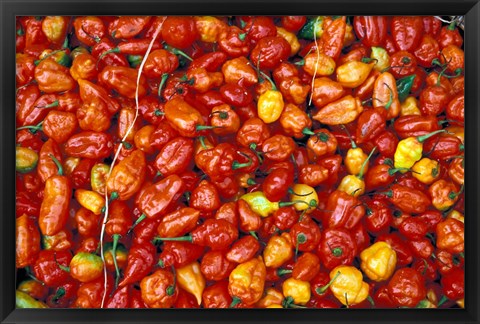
[336, 61, 374, 88]
[176, 261, 206, 306]
[370, 47, 390, 72]
[276, 27, 300, 56]
[194, 16, 228, 43]
[263, 233, 293, 268]
[74, 189, 105, 215]
[411, 157, 440, 184]
[240, 191, 279, 217]
[255, 288, 284, 308]
[257, 76, 285, 124]
[400, 97, 421, 116]
[302, 52, 336, 77]
[447, 210, 464, 223]
[289, 183, 319, 213]
[90, 163, 110, 195]
[337, 147, 376, 197]
[360, 242, 397, 282]
[329, 265, 369, 306]
[282, 277, 311, 305]
[393, 130, 446, 171]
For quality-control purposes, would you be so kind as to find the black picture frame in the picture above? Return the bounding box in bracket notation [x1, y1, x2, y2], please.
[2, 0, 479, 323]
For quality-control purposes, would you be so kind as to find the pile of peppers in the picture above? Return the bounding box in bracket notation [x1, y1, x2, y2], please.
[15, 15, 465, 309]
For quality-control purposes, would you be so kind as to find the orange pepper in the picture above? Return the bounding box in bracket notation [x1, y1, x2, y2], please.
[228, 256, 266, 306]
[312, 95, 363, 125]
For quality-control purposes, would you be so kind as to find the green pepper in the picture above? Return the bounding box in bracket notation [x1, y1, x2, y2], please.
[16, 147, 39, 173]
[396, 75, 416, 102]
[16, 290, 48, 308]
[127, 55, 143, 68]
[297, 16, 324, 40]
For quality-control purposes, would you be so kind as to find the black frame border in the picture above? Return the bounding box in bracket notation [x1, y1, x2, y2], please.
[1, 0, 479, 323]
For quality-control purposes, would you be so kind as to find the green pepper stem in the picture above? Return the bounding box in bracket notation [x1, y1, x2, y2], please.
[447, 21, 456, 31]
[209, 110, 229, 119]
[34, 49, 65, 65]
[358, 147, 376, 180]
[157, 73, 169, 98]
[276, 269, 292, 276]
[288, 188, 314, 197]
[417, 129, 447, 143]
[259, 71, 277, 91]
[302, 128, 315, 136]
[154, 235, 193, 243]
[48, 154, 63, 176]
[238, 33, 246, 41]
[164, 45, 193, 61]
[232, 152, 252, 170]
[437, 295, 449, 307]
[387, 167, 410, 176]
[367, 295, 375, 307]
[249, 231, 259, 240]
[128, 213, 146, 234]
[98, 47, 121, 62]
[111, 234, 121, 288]
[230, 296, 242, 308]
[16, 121, 44, 134]
[383, 82, 394, 110]
[35, 100, 59, 109]
[196, 125, 223, 132]
[279, 199, 317, 208]
[294, 58, 305, 66]
[52, 287, 66, 303]
[316, 271, 341, 295]
[246, 178, 256, 186]
[341, 125, 357, 148]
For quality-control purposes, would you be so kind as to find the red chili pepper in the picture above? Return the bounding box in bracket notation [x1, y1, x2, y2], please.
[388, 268, 427, 307]
[353, 16, 388, 47]
[118, 241, 156, 288]
[158, 241, 205, 269]
[323, 190, 365, 230]
[317, 227, 357, 270]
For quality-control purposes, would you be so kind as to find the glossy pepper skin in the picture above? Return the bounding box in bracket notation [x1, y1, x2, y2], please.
[140, 269, 178, 308]
[176, 261, 206, 306]
[360, 242, 397, 282]
[228, 257, 266, 306]
[388, 268, 427, 307]
[16, 214, 41, 268]
[329, 266, 369, 306]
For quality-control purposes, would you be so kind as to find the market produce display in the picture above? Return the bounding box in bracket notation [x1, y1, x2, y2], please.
[15, 15, 465, 309]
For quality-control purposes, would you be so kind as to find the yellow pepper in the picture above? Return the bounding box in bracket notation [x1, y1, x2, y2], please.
[447, 210, 464, 223]
[302, 52, 336, 77]
[255, 288, 284, 308]
[393, 130, 446, 171]
[263, 233, 293, 268]
[337, 147, 376, 197]
[16, 290, 49, 308]
[91, 163, 110, 195]
[257, 88, 284, 124]
[282, 278, 311, 306]
[457, 298, 465, 308]
[276, 27, 300, 56]
[360, 242, 397, 282]
[345, 148, 368, 176]
[370, 47, 390, 72]
[240, 191, 279, 217]
[336, 61, 374, 88]
[411, 157, 440, 184]
[16, 146, 39, 173]
[329, 265, 369, 306]
[400, 96, 421, 116]
[194, 16, 228, 43]
[266, 304, 283, 308]
[74, 189, 105, 215]
[176, 261, 206, 306]
[289, 184, 319, 213]
[229, 256, 266, 306]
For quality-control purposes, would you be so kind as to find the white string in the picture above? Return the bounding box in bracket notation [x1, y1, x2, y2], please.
[99, 17, 166, 308]
[308, 17, 321, 106]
